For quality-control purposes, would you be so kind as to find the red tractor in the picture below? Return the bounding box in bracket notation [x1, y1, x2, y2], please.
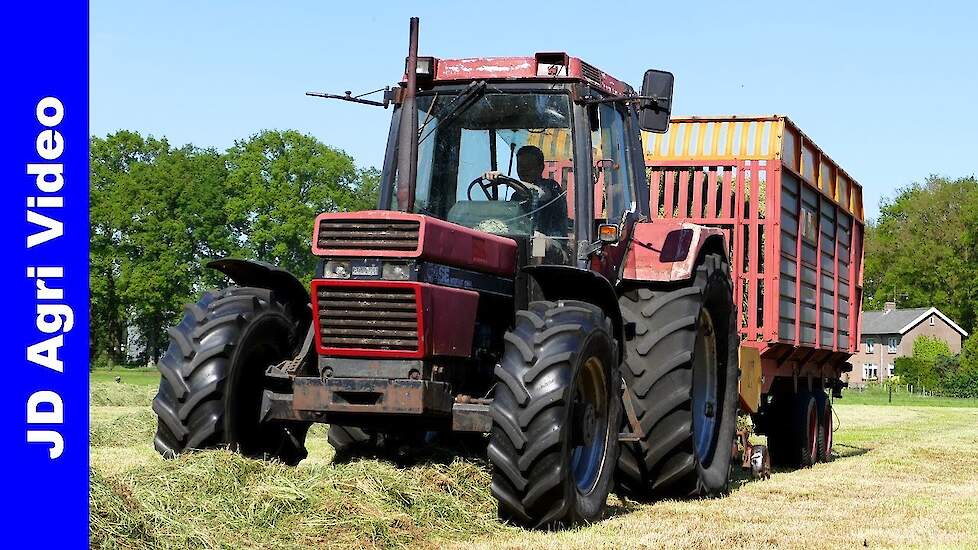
[154, 19, 859, 527]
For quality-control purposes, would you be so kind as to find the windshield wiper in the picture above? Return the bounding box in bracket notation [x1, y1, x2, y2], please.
[418, 80, 487, 145]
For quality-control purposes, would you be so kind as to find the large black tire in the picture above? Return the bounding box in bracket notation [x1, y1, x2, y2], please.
[488, 301, 622, 528]
[616, 253, 739, 499]
[768, 391, 818, 468]
[154, 287, 310, 465]
[814, 391, 833, 462]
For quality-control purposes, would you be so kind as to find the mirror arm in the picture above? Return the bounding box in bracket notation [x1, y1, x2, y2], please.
[306, 87, 393, 108]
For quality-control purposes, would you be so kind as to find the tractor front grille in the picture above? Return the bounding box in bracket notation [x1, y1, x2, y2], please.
[316, 284, 420, 354]
[316, 218, 420, 251]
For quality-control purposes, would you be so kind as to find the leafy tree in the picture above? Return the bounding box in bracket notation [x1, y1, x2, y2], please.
[90, 133, 233, 362]
[894, 356, 932, 389]
[912, 335, 952, 363]
[895, 335, 953, 391]
[90, 129, 381, 363]
[962, 335, 978, 373]
[224, 130, 374, 281]
[864, 176, 978, 334]
[119, 145, 234, 361]
[948, 336, 978, 397]
[90, 131, 170, 362]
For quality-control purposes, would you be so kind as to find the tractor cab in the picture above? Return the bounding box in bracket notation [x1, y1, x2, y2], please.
[378, 54, 674, 271]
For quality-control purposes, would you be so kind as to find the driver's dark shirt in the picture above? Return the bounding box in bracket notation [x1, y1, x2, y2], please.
[529, 177, 568, 237]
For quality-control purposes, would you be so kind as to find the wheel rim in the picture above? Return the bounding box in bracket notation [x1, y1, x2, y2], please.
[691, 309, 719, 463]
[570, 356, 610, 494]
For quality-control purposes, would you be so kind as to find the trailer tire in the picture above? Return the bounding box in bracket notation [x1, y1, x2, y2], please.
[488, 300, 621, 528]
[814, 391, 833, 462]
[768, 392, 818, 467]
[616, 253, 739, 499]
[153, 287, 310, 465]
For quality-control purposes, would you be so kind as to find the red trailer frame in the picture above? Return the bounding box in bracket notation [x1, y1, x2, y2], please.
[644, 115, 864, 395]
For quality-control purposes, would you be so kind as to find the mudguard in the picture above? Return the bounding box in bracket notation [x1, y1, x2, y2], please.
[207, 258, 310, 320]
[523, 265, 624, 361]
[622, 221, 729, 283]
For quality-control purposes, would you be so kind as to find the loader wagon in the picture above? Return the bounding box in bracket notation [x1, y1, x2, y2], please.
[643, 115, 865, 464]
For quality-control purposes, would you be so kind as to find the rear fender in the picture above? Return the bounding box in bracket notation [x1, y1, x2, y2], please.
[523, 265, 624, 362]
[621, 221, 728, 283]
[207, 258, 311, 324]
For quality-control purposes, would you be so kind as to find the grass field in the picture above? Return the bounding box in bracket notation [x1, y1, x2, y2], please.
[841, 385, 978, 408]
[91, 372, 978, 549]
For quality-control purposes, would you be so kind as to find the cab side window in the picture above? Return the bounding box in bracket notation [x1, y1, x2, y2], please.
[590, 103, 635, 223]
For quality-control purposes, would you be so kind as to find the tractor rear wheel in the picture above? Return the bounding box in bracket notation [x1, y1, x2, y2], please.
[153, 287, 310, 465]
[488, 300, 621, 528]
[616, 253, 739, 499]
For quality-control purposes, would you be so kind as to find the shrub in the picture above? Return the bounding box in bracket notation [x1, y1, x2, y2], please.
[92, 350, 115, 372]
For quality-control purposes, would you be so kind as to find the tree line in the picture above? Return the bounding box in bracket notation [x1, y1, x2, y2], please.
[864, 175, 978, 396]
[90, 130, 379, 365]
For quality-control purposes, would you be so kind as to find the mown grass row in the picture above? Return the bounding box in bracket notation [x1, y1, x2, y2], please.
[90, 400, 503, 549]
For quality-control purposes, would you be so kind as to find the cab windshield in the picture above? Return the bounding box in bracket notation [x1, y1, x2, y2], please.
[389, 91, 576, 262]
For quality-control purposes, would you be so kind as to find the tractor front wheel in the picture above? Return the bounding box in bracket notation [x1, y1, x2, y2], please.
[153, 287, 310, 465]
[488, 300, 622, 528]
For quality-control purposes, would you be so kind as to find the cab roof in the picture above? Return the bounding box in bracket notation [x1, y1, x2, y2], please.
[419, 53, 633, 96]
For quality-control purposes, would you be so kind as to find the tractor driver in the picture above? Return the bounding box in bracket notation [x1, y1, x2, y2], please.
[483, 145, 569, 237]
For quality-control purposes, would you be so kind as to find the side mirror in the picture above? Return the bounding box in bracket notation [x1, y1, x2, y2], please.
[639, 69, 674, 133]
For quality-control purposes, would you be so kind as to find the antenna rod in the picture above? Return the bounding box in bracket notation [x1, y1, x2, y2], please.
[396, 17, 420, 211]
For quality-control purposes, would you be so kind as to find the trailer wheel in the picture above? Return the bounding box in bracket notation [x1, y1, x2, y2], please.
[814, 391, 833, 462]
[488, 300, 622, 528]
[153, 287, 310, 465]
[616, 253, 739, 499]
[768, 392, 818, 467]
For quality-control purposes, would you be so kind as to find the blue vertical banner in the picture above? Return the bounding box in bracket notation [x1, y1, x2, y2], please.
[0, 1, 89, 546]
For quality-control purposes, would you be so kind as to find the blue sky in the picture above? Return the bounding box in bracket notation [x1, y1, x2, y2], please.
[91, 0, 978, 220]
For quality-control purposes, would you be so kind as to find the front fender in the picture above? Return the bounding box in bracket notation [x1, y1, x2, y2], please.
[621, 221, 728, 283]
[207, 258, 310, 318]
[523, 265, 624, 362]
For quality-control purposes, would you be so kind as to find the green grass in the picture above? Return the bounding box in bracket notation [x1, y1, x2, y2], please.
[91, 367, 160, 387]
[91, 373, 978, 549]
[841, 384, 978, 407]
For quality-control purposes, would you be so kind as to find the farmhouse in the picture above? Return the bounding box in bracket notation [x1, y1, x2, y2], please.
[847, 302, 968, 386]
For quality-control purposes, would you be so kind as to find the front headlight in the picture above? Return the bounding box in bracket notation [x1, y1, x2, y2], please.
[323, 260, 351, 279]
[382, 262, 410, 280]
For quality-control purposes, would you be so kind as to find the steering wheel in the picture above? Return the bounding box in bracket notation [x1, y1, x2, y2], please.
[467, 174, 532, 202]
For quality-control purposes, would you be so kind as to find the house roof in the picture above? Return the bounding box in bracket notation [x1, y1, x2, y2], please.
[862, 307, 968, 337]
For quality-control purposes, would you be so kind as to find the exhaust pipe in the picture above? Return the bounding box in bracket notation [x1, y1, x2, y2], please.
[396, 17, 420, 212]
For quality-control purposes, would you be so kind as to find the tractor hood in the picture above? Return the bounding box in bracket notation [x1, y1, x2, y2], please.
[312, 210, 518, 277]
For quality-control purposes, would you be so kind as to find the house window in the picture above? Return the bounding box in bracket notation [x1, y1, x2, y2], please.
[888, 337, 898, 353]
[866, 338, 875, 353]
[863, 364, 878, 380]
[929, 315, 935, 326]
[887, 364, 895, 377]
